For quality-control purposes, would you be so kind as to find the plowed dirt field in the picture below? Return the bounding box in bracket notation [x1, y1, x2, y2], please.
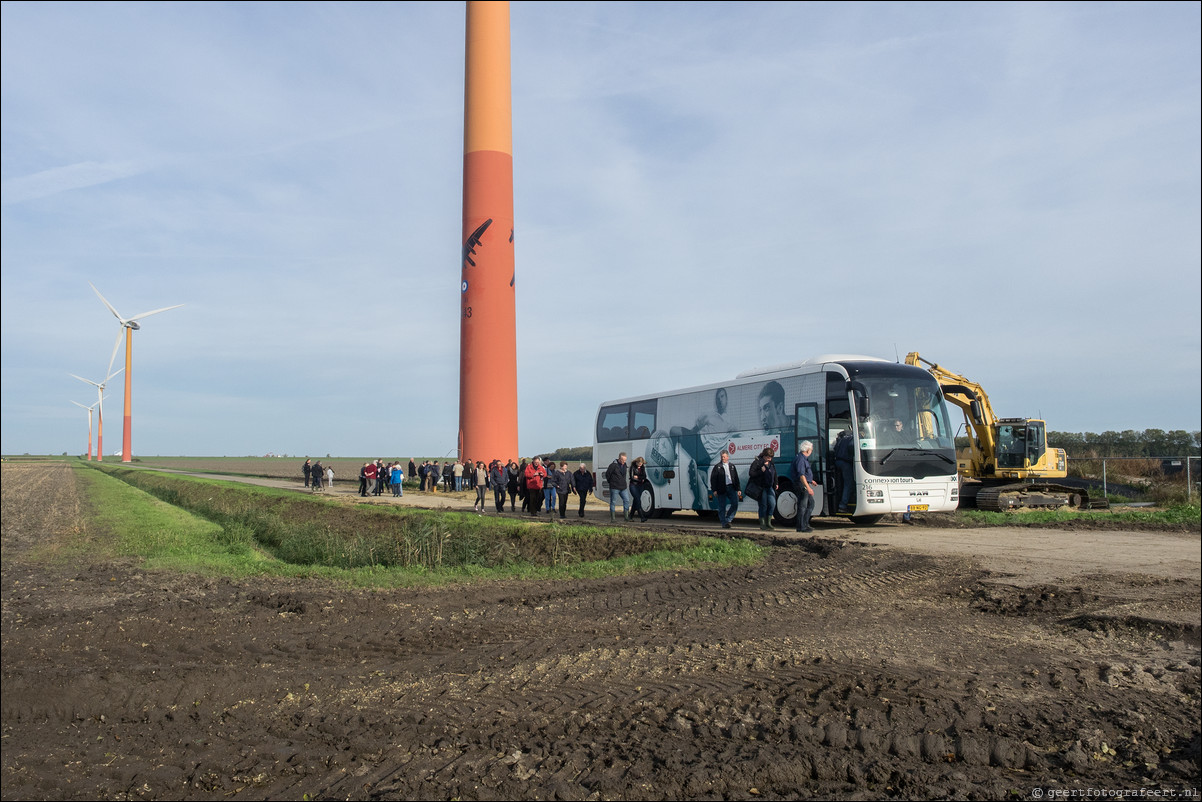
[2, 462, 1199, 800]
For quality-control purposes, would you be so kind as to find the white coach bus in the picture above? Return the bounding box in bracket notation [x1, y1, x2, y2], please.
[593, 355, 959, 526]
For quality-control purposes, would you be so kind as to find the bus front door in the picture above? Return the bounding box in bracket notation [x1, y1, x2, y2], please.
[775, 402, 822, 525]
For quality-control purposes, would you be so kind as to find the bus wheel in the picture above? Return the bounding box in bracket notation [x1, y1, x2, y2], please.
[637, 485, 656, 520]
[849, 514, 883, 526]
[774, 481, 800, 527]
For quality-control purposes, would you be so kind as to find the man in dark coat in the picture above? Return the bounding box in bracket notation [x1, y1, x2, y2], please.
[709, 451, 741, 529]
[572, 463, 595, 518]
[605, 453, 630, 522]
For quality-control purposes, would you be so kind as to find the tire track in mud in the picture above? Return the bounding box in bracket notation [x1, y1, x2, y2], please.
[328, 548, 1193, 799]
[446, 548, 950, 633]
[293, 551, 1092, 800]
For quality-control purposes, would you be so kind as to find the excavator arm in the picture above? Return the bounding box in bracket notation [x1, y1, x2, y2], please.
[905, 352, 998, 476]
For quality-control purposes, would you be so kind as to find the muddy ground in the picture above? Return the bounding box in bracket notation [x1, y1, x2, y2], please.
[2, 461, 1199, 800]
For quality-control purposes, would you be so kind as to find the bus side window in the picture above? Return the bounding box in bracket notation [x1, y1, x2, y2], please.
[598, 405, 630, 442]
[631, 400, 657, 440]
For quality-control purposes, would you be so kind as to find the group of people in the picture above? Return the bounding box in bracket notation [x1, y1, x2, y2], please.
[414, 458, 486, 493]
[357, 459, 407, 497]
[302, 455, 600, 519]
[301, 458, 333, 491]
[306, 447, 836, 532]
[700, 442, 820, 532]
[301, 458, 407, 496]
[411, 456, 599, 518]
[603, 439, 825, 532]
[511, 458, 596, 518]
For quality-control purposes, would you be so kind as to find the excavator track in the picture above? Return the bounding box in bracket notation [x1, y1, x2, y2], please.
[974, 482, 1103, 512]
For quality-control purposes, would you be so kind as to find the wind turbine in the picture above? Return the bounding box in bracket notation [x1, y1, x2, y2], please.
[90, 283, 182, 463]
[71, 368, 122, 462]
[71, 400, 98, 460]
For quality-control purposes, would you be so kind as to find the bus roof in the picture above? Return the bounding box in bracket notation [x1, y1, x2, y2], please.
[598, 355, 907, 408]
[735, 354, 888, 379]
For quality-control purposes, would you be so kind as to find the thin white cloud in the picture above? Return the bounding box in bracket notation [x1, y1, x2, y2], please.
[1, 160, 153, 205]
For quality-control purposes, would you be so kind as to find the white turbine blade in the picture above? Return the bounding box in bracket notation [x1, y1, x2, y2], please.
[72, 401, 90, 410]
[71, 373, 101, 388]
[89, 282, 124, 322]
[106, 328, 124, 378]
[105, 366, 124, 383]
[129, 303, 183, 322]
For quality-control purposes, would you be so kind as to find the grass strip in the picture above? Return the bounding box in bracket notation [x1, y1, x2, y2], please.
[953, 502, 1200, 527]
[80, 464, 764, 586]
[75, 465, 276, 573]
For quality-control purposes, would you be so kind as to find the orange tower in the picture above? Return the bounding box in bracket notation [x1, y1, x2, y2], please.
[459, 0, 518, 461]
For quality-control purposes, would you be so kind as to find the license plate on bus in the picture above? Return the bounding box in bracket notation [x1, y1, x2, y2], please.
[908, 504, 929, 512]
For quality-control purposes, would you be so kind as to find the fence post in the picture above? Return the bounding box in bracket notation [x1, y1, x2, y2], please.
[1102, 459, 1107, 501]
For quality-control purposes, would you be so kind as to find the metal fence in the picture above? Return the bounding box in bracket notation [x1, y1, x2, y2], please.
[1066, 455, 1200, 502]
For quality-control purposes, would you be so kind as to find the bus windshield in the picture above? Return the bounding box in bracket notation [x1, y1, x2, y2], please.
[855, 375, 956, 478]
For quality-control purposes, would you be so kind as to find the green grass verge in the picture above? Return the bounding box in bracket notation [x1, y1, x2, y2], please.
[76, 464, 765, 587]
[75, 466, 274, 573]
[953, 502, 1200, 527]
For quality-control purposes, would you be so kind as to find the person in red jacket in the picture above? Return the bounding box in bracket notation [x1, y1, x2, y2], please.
[364, 461, 378, 496]
[524, 457, 547, 516]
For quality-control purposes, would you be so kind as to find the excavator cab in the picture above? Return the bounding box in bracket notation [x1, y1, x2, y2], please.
[995, 419, 1049, 474]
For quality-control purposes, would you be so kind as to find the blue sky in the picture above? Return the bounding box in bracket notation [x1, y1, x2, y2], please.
[2, 1, 1199, 458]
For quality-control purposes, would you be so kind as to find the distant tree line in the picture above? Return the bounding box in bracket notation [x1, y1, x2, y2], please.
[954, 429, 1200, 458]
[1047, 429, 1200, 458]
[541, 446, 592, 463]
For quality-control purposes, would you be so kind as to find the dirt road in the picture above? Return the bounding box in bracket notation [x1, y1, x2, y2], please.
[2, 462, 1198, 800]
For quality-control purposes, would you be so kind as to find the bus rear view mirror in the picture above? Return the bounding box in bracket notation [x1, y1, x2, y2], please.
[847, 381, 870, 419]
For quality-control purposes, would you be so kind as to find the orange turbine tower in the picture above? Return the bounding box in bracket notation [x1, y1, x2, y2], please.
[459, 0, 518, 462]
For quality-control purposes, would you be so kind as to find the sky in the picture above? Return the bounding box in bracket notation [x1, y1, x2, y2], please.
[2, 1, 1199, 459]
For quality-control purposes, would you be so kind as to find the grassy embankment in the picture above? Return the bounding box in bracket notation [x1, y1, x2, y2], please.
[77, 463, 763, 587]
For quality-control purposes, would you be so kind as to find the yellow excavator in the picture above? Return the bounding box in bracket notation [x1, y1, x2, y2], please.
[904, 352, 1100, 511]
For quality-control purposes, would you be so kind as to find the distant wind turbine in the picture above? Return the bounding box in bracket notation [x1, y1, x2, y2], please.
[90, 283, 182, 463]
[71, 368, 122, 462]
[71, 400, 98, 460]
